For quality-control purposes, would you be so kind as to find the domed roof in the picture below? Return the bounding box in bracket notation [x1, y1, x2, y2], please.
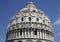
[7, 2, 53, 33]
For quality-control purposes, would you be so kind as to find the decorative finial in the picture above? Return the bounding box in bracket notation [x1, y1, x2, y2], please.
[26, 2, 36, 8]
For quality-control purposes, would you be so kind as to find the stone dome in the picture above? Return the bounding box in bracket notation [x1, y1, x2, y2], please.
[6, 2, 54, 42]
[8, 2, 53, 32]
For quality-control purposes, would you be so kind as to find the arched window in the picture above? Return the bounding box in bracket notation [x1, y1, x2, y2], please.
[26, 40, 33, 42]
[36, 18, 39, 21]
[18, 41, 22, 42]
[21, 17, 23, 21]
[36, 40, 41, 42]
[20, 29, 22, 35]
[29, 17, 31, 21]
[41, 23, 42, 27]
[43, 20, 45, 23]
[34, 29, 37, 35]
[16, 23, 19, 28]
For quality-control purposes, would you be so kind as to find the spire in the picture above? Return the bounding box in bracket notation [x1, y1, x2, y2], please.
[26, 2, 36, 8]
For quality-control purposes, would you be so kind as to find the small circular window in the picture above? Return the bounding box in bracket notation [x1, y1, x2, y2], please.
[33, 10, 35, 12]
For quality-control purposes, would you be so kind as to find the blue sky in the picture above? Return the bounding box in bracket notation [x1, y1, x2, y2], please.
[0, 0, 60, 42]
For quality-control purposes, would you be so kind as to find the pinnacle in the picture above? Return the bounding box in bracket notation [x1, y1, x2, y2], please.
[26, 2, 36, 8]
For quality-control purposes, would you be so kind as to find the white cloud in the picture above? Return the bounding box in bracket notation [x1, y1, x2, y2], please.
[53, 19, 60, 26]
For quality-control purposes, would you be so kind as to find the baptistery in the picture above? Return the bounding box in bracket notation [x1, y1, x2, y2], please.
[6, 2, 54, 42]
